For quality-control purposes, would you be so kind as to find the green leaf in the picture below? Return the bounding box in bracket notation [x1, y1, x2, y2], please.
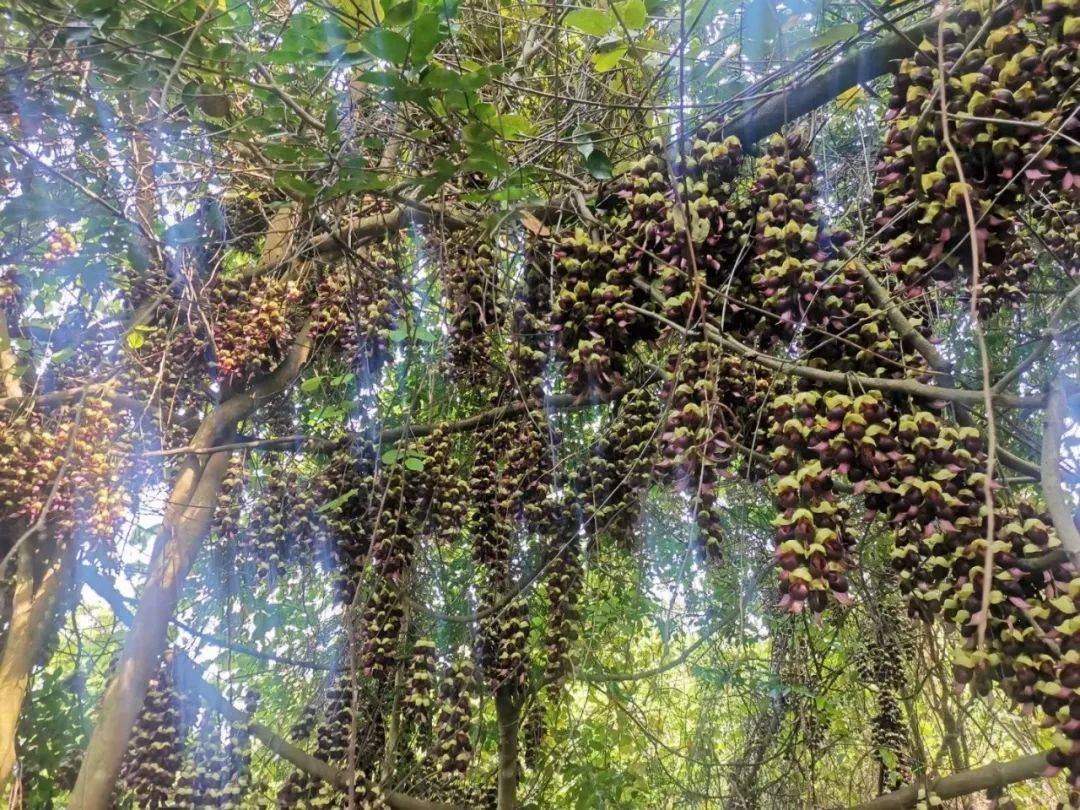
[404, 455, 425, 472]
[806, 22, 859, 51]
[126, 331, 144, 350]
[77, 0, 118, 12]
[300, 376, 322, 393]
[686, 0, 723, 28]
[463, 122, 493, 143]
[354, 70, 405, 89]
[274, 171, 319, 200]
[463, 142, 506, 175]
[362, 28, 410, 64]
[565, 8, 614, 37]
[879, 747, 899, 772]
[437, 0, 460, 21]
[416, 157, 459, 197]
[585, 150, 614, 178]
[615, 0, 646, 29]
[635, 37, 670, 53]
[489, 113, 533, 139]
[573, 123, 599, 158]
[328, 167, 389, 196]
[381, 448, 402, 464]
[262, 144, 306, 163]
[389, 325, 409, 342]
[592, 43, 626, 72]
[422, 64, 486, 91]
[383, 0, 417, 26]
[409, 12, 443, 63]
[50, 347, 74, 365]
[317, 488, 358, 513]
[415, 326, 439, 343]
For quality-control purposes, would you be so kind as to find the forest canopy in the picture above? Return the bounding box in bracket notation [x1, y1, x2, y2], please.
[0, 0, 1079, 807]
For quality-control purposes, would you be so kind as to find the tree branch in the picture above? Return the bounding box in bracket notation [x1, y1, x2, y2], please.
[304, 19, 942, 258]
[577, 624, 718, 683]
[855, 750, 1049, 809]
[855, 261, 949, 374]
[705, 317, 1040, 408]
[145, 388, 626, 458]
[631, 279, 1044, 408]
[80, 567, 334, 671]
[0, 306, 80, 793]
[0, 383, 147, 414]
[0, 540, 77, 792]
[719, 17, 942, 146]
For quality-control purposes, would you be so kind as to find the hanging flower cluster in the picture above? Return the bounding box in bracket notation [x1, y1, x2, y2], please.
[117, 651, 184, 808]
[0, 395, 130, 546]
[874, 0, 1080, 310]
[311, 244, 400, 378]
[432, 657, 476, 784]
[581, 385, 660, 547]
[209, 273, 301, 384]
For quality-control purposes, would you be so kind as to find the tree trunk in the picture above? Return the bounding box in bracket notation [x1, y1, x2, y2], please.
[67, 448, 233, 809]
[1043, 373, 1080, 558]
[67, 325, 313, 810]
[0, 306, 76, 794]
[0, 539, 75, 792]
[728, 609, 790, 809]
[495, 688, 523, 810]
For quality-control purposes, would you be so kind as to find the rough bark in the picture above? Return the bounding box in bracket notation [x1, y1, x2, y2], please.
[0, 384, 147, 413]
[123, 96, 158, 256]
[729, 610, 795, 810]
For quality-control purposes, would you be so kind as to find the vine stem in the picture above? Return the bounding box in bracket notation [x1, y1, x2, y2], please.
[935, 16, 998, 652]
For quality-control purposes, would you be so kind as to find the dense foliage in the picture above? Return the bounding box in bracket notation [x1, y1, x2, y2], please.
[0, 0, 1078, 807]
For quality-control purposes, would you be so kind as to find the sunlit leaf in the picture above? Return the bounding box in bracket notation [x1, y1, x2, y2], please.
[383, 0, 417, 26]
[592, 44, 627, 72]
[362, 27, 409, 64]
[836, 84, 866, 110]
[742, 0, 778, 62]
[273, 172, 320, 200]
[615, 0, 647, 30]
[565, 8, 614, 37]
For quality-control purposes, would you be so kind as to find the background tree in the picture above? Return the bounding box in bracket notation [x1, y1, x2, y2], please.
[0, 0, 1078, 808]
